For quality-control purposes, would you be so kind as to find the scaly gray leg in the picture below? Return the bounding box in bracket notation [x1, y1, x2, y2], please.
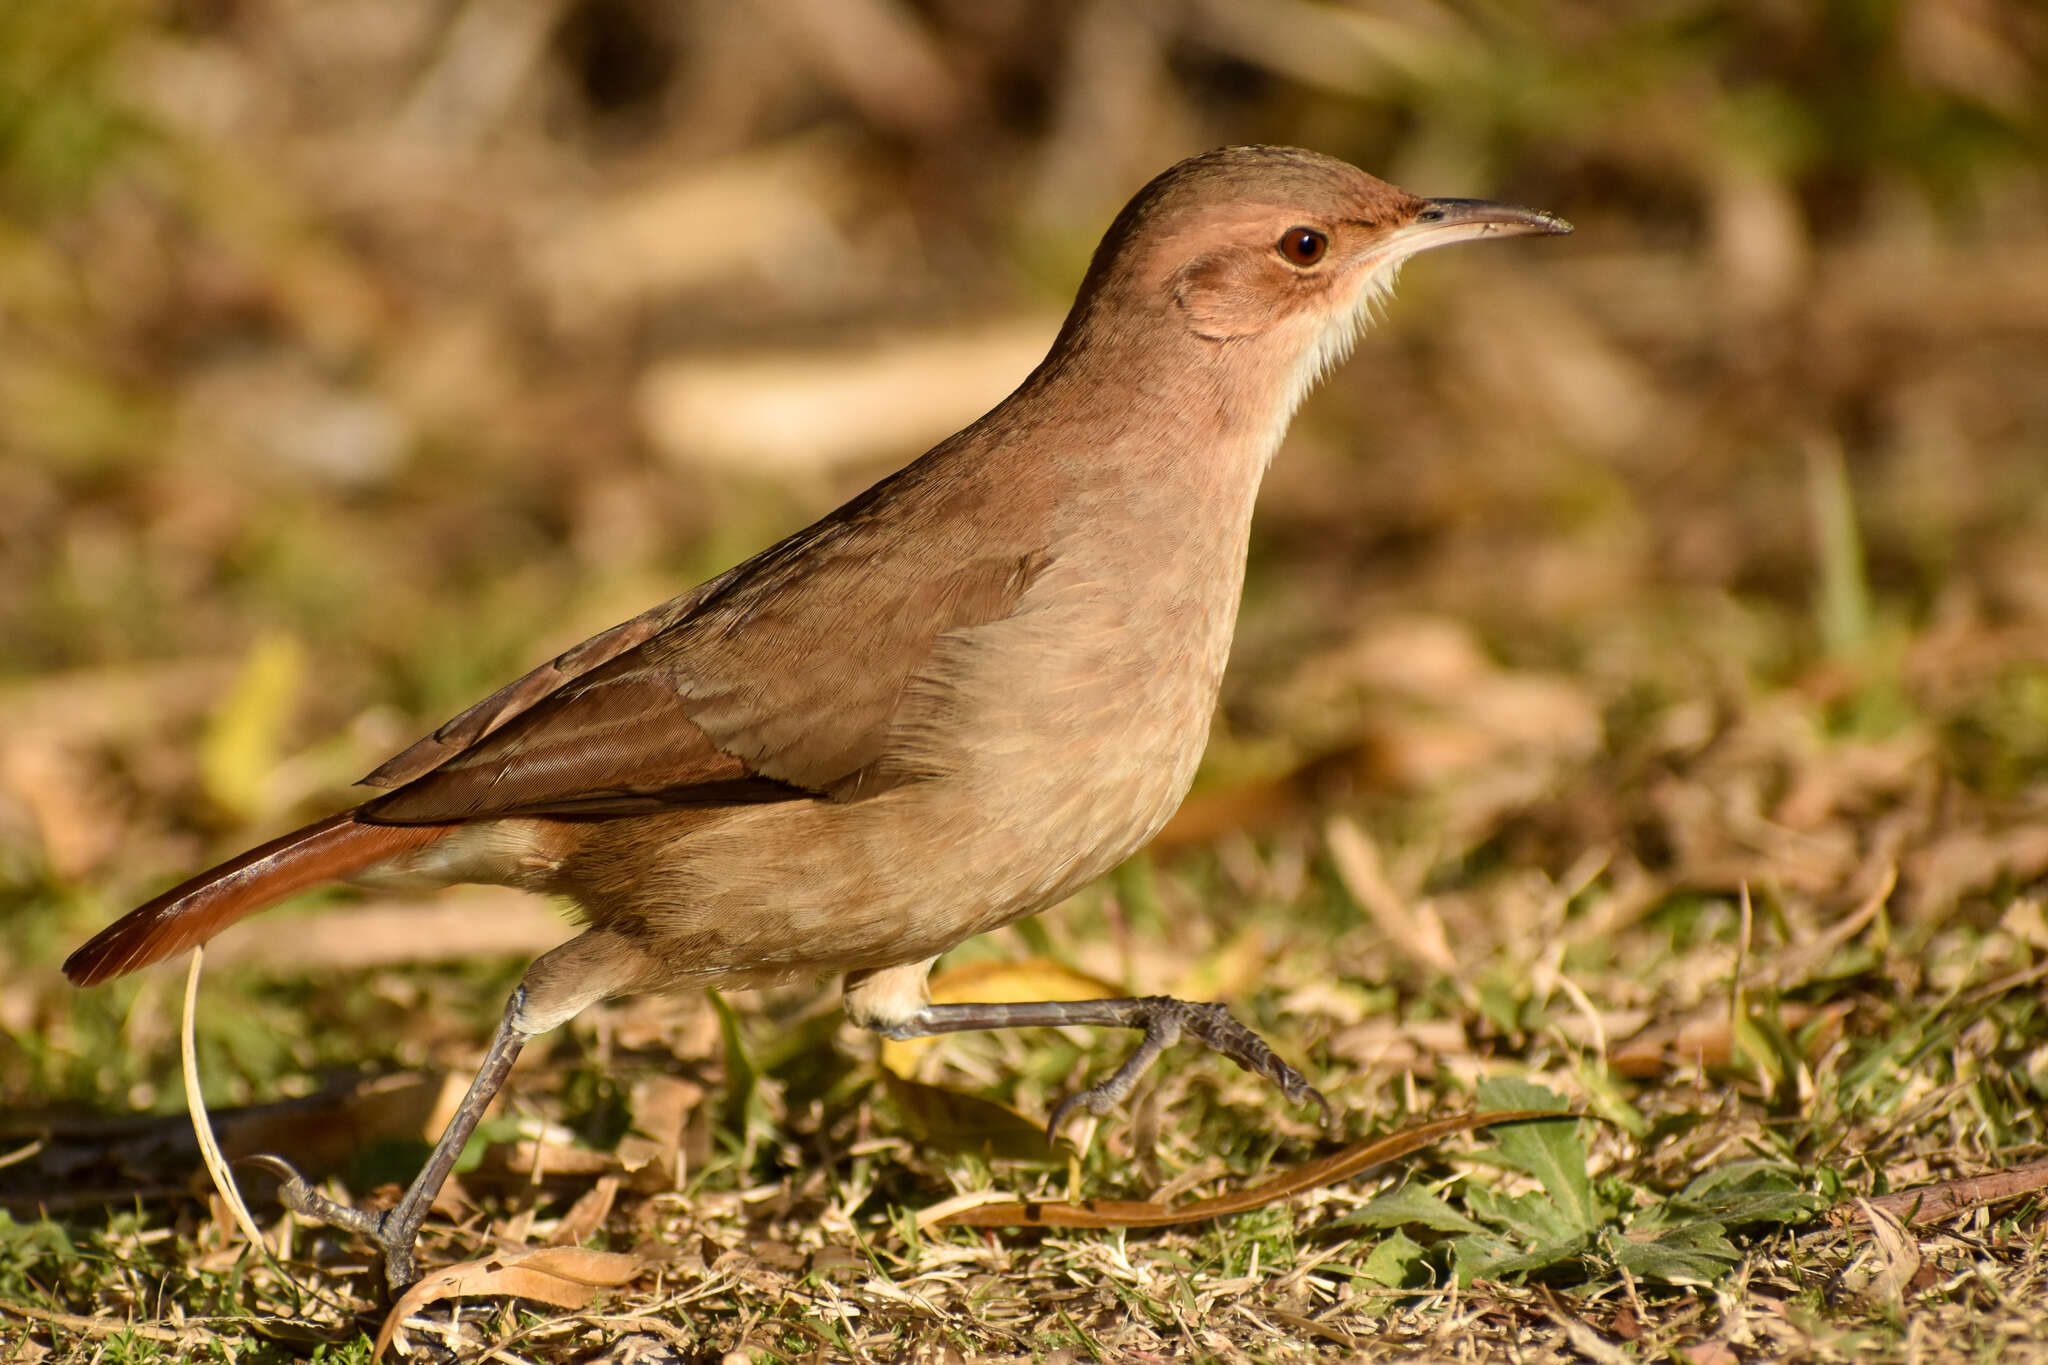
[246, 986, 533, 1294]
[876, 995, 1330, 1138]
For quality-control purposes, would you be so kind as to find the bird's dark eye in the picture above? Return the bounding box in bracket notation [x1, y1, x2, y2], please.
[1277, 227, 1327, 266]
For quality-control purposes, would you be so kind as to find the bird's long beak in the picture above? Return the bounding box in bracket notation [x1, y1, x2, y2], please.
[1397, 197, 1573, 252]
[1316, 193, 1573, 385]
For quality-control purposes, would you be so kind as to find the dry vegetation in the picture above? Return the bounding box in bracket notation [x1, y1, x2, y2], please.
[4, 0, 2048, 1360]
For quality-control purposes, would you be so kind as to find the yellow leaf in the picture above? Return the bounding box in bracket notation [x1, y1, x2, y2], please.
[1169, 924, 1271, 1002]
[199, 633, 305, 822]
[877, 957, 1123, 1076]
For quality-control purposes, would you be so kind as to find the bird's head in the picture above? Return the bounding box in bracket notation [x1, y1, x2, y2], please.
[1058, 146, 1571, 427]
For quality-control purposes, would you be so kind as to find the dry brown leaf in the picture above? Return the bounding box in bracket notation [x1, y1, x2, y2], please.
[1276, 615, 1601, 791]
[761, 0, 969, 136]
[1325, 1017, 1469, 1075]
[1168, 924, 1274, 1004]
[1843, 1199, 1922, 1311]
[1770, 736, 1930, 832]
[876, 1070, 1062, 1163]
[932, 1109, 1551, 1229]
[533, 140, 857, 332]
[1608, 1002, 1849, 1079]
[618, 1074, 702, 1192]
[226, 1074, 446, 1172]
[1556, 1314, 1633, 1365]
[1904, 825, 2048, 921]
[1325, 814, 1456, 974]
[1765, 863, 1895, 990]
[1153, 745, 1366, 850]
[0, 1300, 205, 1348]
[1, 737, 117, 880]
[489, 1139, 619, 1180]
[373, 1247, 645, 1361]
[550, 1174, 621, 1247]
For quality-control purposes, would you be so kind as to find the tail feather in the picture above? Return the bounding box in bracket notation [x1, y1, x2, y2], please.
[65, 813, 455, 986]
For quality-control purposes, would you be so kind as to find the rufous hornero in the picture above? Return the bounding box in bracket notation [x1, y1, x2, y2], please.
[68, 145, 1568, 1291]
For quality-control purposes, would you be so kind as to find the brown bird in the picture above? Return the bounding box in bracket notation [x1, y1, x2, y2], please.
[67, 145, 1568, 1290]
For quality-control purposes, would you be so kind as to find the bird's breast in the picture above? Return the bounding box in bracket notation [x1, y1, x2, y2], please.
[870, 490, 1256, 924]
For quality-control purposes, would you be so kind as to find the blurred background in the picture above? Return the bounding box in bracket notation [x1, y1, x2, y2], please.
[3, 0, 2046, 1117]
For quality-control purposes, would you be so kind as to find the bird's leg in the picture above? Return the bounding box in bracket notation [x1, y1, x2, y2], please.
[248, 986, 534, 1295]
[875, 996, 1331, 1138]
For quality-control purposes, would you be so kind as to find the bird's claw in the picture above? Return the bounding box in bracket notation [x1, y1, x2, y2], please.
[1044, 996, 1331, 1141]
[239, 1153, 425, 1292]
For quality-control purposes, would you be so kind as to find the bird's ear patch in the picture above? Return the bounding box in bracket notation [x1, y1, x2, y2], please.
[1171, 250, 1294, 341]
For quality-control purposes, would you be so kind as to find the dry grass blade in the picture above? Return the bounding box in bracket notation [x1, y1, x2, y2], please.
[372, 1248, 647, 1361]
[180, 946, 271, 1260]
[0, 1299, 208, 1346]
[934, 1109, 1556, 1228]
[1766, 863, 1897, 990]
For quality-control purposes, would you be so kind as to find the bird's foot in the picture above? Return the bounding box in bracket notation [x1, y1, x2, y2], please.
[876, 993, 1331, 1140]
[1045, 996, 1331, 1139]
[235, 987, 530, 1296]
[243, 1154, 431, 1294]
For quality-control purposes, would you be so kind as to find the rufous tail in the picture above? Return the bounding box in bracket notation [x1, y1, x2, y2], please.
[64, 812, 455, 986]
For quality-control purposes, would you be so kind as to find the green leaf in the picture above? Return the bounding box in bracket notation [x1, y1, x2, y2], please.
[1666, 1161, 1828, 1228]
[1606, 1221, 1740, 1285]
[1335, 1182, 1486, 1235]
[1571, 1058, 1649, 1138]
[1807, 438, 1870, 660]
[1358, 1231, 1432, 1289]
[1730, 1006, 1786, 1088]
[1450, 1227, 1587, 1283]
[707, 988, 764, 1159]
[352, 1136, 433, 1189]
[1468, 1185, 1588, 1249]
[561, 1067, 634, 1151]
[0, 1211, 73, 1268]
[1448, 1230, 1520, 1283]
[455, 1114, 527, 1175]
[1476, 1078, 1602, 1235]
[1475, 978, 1523, 1034]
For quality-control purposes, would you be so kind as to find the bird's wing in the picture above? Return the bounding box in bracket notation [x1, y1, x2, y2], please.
[358, 587, 711, 791]
[357, 512, 1051, 822]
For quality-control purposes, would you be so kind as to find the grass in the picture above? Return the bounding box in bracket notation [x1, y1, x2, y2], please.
[6, 586, 2048, 1359]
